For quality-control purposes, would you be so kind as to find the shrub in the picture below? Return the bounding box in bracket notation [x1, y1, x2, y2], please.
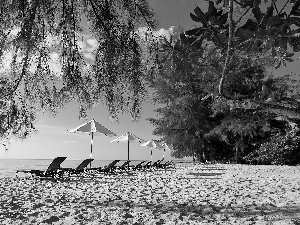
[243, 126, 300, 165]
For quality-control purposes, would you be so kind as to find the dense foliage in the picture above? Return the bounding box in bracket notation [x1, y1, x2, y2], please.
[147, 0, 300, 165]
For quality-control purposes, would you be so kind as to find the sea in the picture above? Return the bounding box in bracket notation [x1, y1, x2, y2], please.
[0, 159, 192, 178]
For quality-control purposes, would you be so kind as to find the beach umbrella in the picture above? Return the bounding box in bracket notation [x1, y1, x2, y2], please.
[140, 139, 164, 161]
[110, 132, 145, 166]
[161, 143, 173, 160]
[68, 119, 117, 167]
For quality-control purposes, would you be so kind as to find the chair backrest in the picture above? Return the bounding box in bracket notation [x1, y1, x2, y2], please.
[119, 160, 130, 168]
[47, 157, 67, 171]
[143, 161, 152, 167]
[158, 159, 164, 164]
[135, 160, 146, 167]
[151, 160, 161, 167]
[106, 160, 120, 169]
[76, 159, 94, 170]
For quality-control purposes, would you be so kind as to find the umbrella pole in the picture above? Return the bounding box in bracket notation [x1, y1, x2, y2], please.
[163, 149, 165, 160]
[151, 148, 153, 161]
[128, 140, 130, 169]
[90, 132, 93, 168]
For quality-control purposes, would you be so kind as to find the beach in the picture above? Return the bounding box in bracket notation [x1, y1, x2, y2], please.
[1, 163, 300, 224]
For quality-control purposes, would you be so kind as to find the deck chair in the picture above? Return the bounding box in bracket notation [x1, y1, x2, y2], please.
[140, 161, 153, 170]
[62, 159, 94, 176]
[92, 160, 120, 174]
[115, 160, 131, 173]
[130, 160, 147, 171]
[142, 160, 162, 170]
[16, 157, 67, 178]
[151, 159, 164, 169]
[159, 160, 175, 169]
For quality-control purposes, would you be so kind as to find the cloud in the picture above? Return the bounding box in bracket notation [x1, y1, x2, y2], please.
[83, 53, 94, 61]
[136, 26, 176, 43]
[49, 52, 62, 75]
[0, 28, 99, 77]
[86, 38, 98, 49]
[157, 26, 175, 39]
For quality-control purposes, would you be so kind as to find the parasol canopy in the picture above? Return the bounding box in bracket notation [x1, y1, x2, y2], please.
[140, 139, 164, 161]
[68, 119, 117, 167]
[111, 132, 145, 163]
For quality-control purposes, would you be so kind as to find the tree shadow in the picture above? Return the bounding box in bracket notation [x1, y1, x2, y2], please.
[198, 167, 227, 171]
[101, 199, 300, 223]
[188, 172, 226, 176]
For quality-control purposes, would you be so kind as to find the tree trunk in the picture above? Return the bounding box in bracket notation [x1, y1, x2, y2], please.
[192, 149, 195, 163]
[235, 145, 239, 164]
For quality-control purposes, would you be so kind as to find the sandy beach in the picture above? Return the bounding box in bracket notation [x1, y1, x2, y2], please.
[1, 163, 300, 225]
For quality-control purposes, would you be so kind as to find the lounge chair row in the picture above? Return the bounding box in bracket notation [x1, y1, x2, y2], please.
[16, 157, 175, 179]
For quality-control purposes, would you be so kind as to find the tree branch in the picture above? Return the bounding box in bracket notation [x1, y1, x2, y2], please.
[4, 0, 38, 98]
[89, 0, 111, 36]
[218, 0, 234, 98]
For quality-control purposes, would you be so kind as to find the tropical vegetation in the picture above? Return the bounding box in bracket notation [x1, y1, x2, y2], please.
[147, 0, 300, 165]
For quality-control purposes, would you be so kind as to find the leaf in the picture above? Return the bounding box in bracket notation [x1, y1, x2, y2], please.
[216, 33, 228, 43]
[286, 30, 300, 38]
[266, 16, 284, 26]
[291, 11, 300, 16]
[264, 5, 274, 21]
[215, 13, 228, 27]
[285, 52, 294, 57]
[207, 1, 218, 18]
[242, 0, 254, 8]
[288, 37, 300, 52]
[293, 44, 300, 52]
[190, 13, 203, 23]
[185, 27, 206, 36]
[212, 34, 221, 45]
[241, 19, 258, 31]
[289, 17, 300, 26]
[194, 6, 206, 22]
[252, 6, 262, 22]
[275, 37, 288, 50]
[209, 16, 217, 24]
[254, 0, 261, 6]
[291, 0, 300, 16]
[284, 58, 294, 62]
[236, 28, 255, 38]
[180, 33, 190, 45]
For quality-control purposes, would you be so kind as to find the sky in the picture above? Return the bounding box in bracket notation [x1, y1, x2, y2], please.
[0, 0, 299, 160]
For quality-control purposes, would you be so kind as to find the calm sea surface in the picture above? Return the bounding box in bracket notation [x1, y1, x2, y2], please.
[0, 159, 190, 178]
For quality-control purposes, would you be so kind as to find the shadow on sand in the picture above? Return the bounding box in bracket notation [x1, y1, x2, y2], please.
[101, 200, 300, 223]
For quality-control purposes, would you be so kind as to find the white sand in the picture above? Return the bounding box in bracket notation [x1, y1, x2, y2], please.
[1, 164, 300, 224]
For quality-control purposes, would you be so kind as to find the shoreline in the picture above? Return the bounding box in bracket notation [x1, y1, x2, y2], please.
[1, 164, 300, 224]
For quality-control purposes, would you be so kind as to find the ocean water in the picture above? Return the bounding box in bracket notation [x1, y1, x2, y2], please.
[0, 159, 190, 178]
